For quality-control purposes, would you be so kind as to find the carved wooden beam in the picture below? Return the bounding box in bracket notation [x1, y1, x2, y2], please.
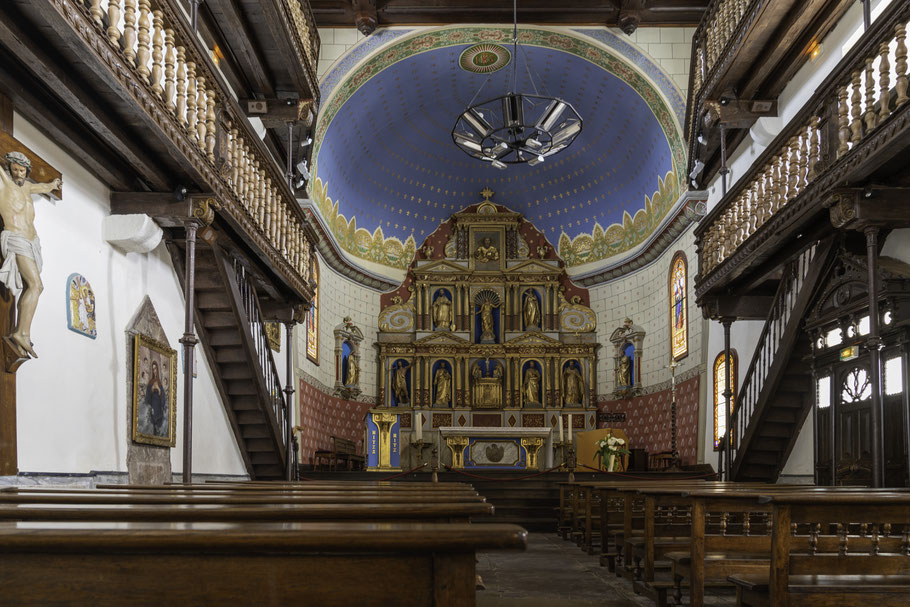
[827, 188, 910, 231]
[243, 98, 314, 128]
[701, 295, 775, 320]
[353, 0, 378, 36]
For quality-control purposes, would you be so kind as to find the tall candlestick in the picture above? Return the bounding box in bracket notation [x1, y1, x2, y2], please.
[416, 411, 423, 441]
[558, 415, 564, 443]
[568, 414, 573, 442]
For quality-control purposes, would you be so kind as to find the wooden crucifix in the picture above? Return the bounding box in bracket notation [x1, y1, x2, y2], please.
[0, 93, 63, 475]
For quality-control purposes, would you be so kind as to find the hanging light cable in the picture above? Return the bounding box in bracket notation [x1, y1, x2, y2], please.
[451, 0, 583, 167]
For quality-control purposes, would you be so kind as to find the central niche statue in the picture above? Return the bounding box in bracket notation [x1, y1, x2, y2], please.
[523, 290, 540, 329]
[433, 365, 451, 406]
[563, 361, 585, 406]
[473, 237, 500, 262]
[474, 290, 501, 343]
[431, 292, 454, 331]
[523, 366, 541, 405]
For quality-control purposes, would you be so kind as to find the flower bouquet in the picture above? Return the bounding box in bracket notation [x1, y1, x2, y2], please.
[594, 434, 630, 472]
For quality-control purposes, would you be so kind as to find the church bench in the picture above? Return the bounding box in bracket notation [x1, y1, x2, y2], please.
[0, 520, 527, 606]
[0, 488, 487, 506]
[0, 500, 494, 524]
[314, 436, 364, 471]
[728, 492, 910, 607]
[101, 481, 478, 491]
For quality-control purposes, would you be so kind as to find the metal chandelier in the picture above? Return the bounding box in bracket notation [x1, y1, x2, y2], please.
[451, 0, 583, 168]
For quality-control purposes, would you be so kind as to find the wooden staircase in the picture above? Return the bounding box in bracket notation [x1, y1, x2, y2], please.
[730, 239, 835, 482]
[169, 240, 289, 480]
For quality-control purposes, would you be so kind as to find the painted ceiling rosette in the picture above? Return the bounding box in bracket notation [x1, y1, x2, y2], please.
[312, 26, 686, 280]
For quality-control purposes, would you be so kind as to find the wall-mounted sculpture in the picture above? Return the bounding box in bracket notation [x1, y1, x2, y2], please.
[0, 151, 62, 362]
[610, 317, 646, 398]
[333, 316, 363, 399]
[66, 273, 96, 339]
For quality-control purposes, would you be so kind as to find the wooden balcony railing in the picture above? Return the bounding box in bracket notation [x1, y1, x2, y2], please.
[282, 0, 321, 94]
[80, 0, 312, 294]
[695, 1, 910, 293]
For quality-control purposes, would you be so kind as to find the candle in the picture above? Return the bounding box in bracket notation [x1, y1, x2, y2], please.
[568, 414, 573, 442]
[558, 415, 564, 443]
[416, 411, 423, 441]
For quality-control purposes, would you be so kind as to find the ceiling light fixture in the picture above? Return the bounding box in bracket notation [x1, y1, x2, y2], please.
[451, 0, 582, 167]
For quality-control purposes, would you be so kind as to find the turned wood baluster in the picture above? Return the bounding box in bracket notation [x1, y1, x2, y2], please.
[195, 77, 207, 149]
[151, 11, 164, 98]
[259, 170, 268, 228]
[175, 47, 187, 125]
[879, 42, 892, 122]
[90, 0, 103, 26]
[760, 166, 772, 223]
[849, 70, 864, 145]
[786, 137, 799, 200]
[743, 512, 751, 536]
[242, 149, 252, 207]
[136, 0, 151, 83]
[871, 524, 880, 556]
[837, 85, 851, 156]
[164, 29, 176, 112]
[902, 529, 910, 556]
[229, 124, 240, 188]
[186, 62, 197, 134]
[205, 89, 216, 162]
[797, 129, 809, 191]
[808, 116, 821, 181]
[750, 184, 760, 233]
[809, 523, 819, 555]
[224, 119, 234, 183]
[258, 169, 268, 228]
[235, 142, 246, 201]
[896, 22, 909, 107]
[863, 57, 878, 131]
[771, 155, 783, 213]
[107, 0, 122, 48]
[123, 0, 137, 66]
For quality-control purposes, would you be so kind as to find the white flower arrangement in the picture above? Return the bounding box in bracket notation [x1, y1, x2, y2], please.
[594, 434, 630, 471]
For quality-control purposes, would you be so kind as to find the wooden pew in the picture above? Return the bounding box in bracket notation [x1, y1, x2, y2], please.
[0, 520, 526, 606]
[729, 492, 910, 607]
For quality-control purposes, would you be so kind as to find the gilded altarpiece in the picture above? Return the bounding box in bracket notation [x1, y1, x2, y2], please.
[376, 193, 599, 468]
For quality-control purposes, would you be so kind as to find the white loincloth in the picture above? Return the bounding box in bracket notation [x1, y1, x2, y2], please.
[0, 231, 43, 298]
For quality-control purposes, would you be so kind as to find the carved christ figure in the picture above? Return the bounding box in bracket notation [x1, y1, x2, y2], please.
[523, 291, 541, 329]
[523, 366, 541, 405]
[392, 361, 412, 405]
[473, 237, 499, 262]
[434, 366, 451, 406]
[563, 363, 585, 406]
[0, 151, 61, 359]
[432, 293, 454, 330]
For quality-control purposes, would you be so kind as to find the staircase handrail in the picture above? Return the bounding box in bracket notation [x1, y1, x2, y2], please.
[725, 237, 834, 472]
[231, 257, 289, 461]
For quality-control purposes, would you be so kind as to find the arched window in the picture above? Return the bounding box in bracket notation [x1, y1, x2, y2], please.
[306, 258, 319, 364]
[713, 350, 737, 451]
[669, 252, 688, 361]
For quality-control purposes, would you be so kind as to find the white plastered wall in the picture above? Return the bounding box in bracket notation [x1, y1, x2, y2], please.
[11, 113, 246, 476]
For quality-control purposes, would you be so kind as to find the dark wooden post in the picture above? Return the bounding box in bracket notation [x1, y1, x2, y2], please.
[0, 94, 15, 476]
[902, 339, 910, 487]
[864, 227, 885, 487]
[722, 317, 734, 481]
[284, 321, 296, 481]
[180, 222, 199, 484]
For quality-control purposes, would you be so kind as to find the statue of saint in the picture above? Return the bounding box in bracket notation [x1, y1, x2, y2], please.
[434, 366, 451, 406]
[392, 361, 412, 405]
[523, 366, 541, 405]
[473, 237, 500, 262]
[432, 293, 454, 330]
[523, 291, 540, 329]
[345, 353, 359, 386]
[617, 355, 631, 387]
[471, 364, 482, 404]
[477, 299, 499, 342]
[563, 363, 585, 405]
[0, 151, 61, 359]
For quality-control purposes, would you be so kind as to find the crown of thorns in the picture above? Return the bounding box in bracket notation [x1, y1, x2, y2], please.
[5, 152, 30, 169]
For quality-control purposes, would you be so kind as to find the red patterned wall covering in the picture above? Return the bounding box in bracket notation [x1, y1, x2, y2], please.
[298, 378, 373, 466]
[596, 375, 700, 465]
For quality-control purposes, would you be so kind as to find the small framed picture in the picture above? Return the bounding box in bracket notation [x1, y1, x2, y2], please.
[131, 333, 177, 447]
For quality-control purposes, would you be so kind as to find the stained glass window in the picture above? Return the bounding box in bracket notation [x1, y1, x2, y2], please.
[713, 351, 737, 451]
[306, 258, 319, 364]
[670, 253, 688, 360]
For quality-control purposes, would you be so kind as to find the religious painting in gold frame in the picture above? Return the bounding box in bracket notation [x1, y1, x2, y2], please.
[131, 333, 177, 447]
[669, 251, 688, 361]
